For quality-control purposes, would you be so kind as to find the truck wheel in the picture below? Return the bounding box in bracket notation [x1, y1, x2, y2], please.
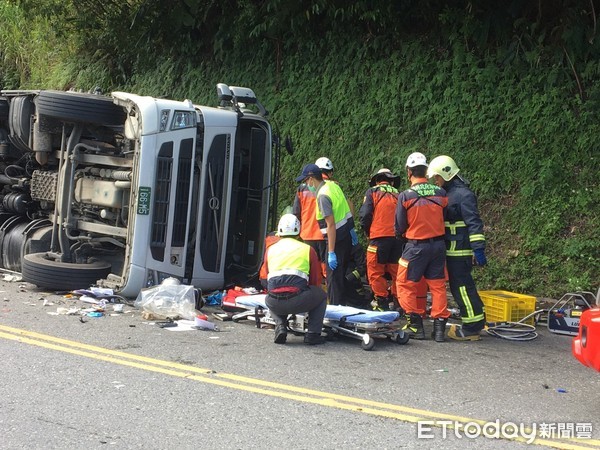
[21, 252, 111, 291]
[35, 90, 126, 126]
[8, 95, 34, 153]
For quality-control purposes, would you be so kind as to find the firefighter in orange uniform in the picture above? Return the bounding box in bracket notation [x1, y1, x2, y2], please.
[395, 152, 450, 342]
[261, 214, 327, 345]
[359, 168, 403, 311]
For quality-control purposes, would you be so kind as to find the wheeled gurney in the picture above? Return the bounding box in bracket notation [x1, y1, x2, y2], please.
[227, 293, 410, 350]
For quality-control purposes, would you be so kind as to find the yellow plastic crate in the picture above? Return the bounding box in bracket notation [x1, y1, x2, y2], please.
[479, 290, 537, 325]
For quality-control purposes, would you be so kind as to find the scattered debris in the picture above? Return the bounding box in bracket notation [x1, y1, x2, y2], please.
[205, 291, 225, 306]
[194, 314, 218, 331]
[1, 274, 22, 282]
[142, 311, 168, 321]
[134, 278, 197, 320]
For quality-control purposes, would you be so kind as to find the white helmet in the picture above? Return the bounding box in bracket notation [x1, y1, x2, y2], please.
[315, 157, 334, 171]
[277, 214, 301, 237]
[427, 155, 460, 181]
[406, 152, 428, 168]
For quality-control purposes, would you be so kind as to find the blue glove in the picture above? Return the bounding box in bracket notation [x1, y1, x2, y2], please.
[349, 228, 359, 246]
[327, 252, 338, 270]
[473, 248, 487, 266]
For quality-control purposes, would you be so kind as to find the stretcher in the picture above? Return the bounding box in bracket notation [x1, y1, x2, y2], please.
[225, 293, 409, 350]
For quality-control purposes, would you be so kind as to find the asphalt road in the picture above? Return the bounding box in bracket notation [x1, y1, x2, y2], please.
[1, 277, 599, 449]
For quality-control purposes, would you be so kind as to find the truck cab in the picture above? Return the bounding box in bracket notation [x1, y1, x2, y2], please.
[0, 84, 271, 297]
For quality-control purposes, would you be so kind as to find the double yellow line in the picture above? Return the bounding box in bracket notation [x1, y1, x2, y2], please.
[0, 324, 597, 449]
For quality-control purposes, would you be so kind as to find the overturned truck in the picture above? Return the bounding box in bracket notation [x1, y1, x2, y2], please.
[0, 85, 272, 297]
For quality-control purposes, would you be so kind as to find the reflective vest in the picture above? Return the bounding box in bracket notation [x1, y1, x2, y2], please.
[294, 185, 324, 241]
[267, 238, 310, 281]
[316, 181, 352, 234]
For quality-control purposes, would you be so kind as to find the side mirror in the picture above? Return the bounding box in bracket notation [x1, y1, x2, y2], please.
[284, 135, 294, 155]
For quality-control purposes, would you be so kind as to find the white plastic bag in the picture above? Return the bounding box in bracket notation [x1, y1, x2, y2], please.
[134, 278, 197, 320]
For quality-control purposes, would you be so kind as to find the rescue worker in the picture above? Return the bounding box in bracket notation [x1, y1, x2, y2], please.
[293, 169, 327, 277]
[359, 168, 403, 311]
[395, 152, 450, 342]
[427, 155, 487, 341]
[261, 214, 327, 345]
[296, 163, 358, 306]
[315, 157, 335, 181]
[315, 156, 355, 215]
[259, 231, 280, 288]
[343, 242, 371, 309]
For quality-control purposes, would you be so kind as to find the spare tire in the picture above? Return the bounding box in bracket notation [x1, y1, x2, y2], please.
[35, 90, 126, 126]
[22, 252, 112, 290]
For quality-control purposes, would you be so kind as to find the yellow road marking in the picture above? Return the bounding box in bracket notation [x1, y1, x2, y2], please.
[0, 325, 598, 449]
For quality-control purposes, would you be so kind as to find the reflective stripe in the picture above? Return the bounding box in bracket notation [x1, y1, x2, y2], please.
[447, 241, 473, 257]
[469, 234, 485, 242]
[462, 313, 486, 324]
[367, 245, 378, 253]
[267, 269, 309, 281]
[460, 286, 474, 318]
[445, 221, 466, 226]
[398, 258, 409, 268]
[447, 249, 474, 257]
[445, 221, 466, 235]
[318, 211, 352, 234]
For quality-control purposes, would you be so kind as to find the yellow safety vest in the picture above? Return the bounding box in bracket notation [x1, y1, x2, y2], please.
[316, 181, 352, 234]
[267, 238, 310, 281]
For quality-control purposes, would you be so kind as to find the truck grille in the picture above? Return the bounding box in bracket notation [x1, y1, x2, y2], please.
[150, 143, 173, 261]
[171, 138, 192, 247]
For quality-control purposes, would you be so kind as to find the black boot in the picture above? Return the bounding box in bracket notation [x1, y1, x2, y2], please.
[304, 332, 326, 345]
[370, 296, 390, 311]
[432, 318, 447, 342]
[274, 325, 287, 344]
[403, 313, 425, 340]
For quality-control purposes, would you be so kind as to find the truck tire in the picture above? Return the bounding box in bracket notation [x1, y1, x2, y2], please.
[8, 95, 34, 153]
[35, 90, 126, 126]
[22, 252, 112, 291]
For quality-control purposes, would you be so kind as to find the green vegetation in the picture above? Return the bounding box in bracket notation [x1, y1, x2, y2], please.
[1, 0, 598, 297]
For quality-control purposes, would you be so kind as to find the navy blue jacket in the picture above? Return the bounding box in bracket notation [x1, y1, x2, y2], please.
[444, 178, 485, 257]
